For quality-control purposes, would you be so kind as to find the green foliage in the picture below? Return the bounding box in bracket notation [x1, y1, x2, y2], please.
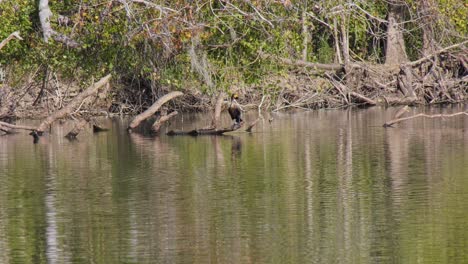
[0, 0, 466, 91]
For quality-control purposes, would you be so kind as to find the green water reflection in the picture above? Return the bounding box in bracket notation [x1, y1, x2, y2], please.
[0, 106, 467, 263]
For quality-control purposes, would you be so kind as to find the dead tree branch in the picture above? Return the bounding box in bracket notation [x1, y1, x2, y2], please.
[39, 0, 80, 48]
[0, 121, 36, 131]
[0, 31, 23, 50]
[384, 111, 468, 127]
[37, 74, 112, 133]
[151, 110, 178, 134]
[128, 91, 183, 130]
[406, 40, 468, 67]
[349, 92, 377, 105]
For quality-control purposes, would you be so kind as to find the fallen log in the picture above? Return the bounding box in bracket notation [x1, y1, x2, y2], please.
[383, 111, 468, 127]
[167, 123, 243, 136]
[128, 91, 183, 131]
[151, 111, 178, 134]
[349, 92, 377, 105]
[36, 74, 111, 133]
[0, 121, 36, 131]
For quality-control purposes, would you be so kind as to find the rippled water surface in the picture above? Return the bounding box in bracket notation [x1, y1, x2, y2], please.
[0, 106, 467, 264]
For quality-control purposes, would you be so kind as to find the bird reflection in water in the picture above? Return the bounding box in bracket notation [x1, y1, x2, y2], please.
[230, 136, 242, 158]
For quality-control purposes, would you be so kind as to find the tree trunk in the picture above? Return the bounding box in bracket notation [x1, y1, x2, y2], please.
[38, 0, 80, 47]
[333, 18, 343, 64]
[301, 10, 309, 61]
[385, 1, 408, 65]
[418, 0, 437, 56]
[210, 92, 225, 129]
[38, 0, 54, 43]
[340, 14, 350, 64]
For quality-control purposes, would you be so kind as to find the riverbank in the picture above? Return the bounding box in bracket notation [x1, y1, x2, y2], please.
[1, 56, 466, 123]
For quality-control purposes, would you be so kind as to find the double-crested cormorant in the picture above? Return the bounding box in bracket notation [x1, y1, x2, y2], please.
[228, 93, 242, 125]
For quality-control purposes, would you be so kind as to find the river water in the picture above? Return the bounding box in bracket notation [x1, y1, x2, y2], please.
[0, 106, 467, 264]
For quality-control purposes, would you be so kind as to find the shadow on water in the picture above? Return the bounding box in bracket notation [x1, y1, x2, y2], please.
[0, 106, 467, 263]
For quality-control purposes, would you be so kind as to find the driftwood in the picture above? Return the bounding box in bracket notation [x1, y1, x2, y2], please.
[128, 91, 183, 130]
[0, 121, 36, 131]
[167, 123, 244, 136]
[36, 74, 111, 133]
[384, 111, 468, 127]
[151, 110, 178, 134]
[0, 31, 23, 50]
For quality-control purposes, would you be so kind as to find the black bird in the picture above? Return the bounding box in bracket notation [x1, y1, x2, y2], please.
[228, 93, 242, 126]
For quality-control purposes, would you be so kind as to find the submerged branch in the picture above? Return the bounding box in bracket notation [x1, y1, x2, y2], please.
[128, 91, 183, 130]
[151, 111, 178, 134]
[384, 111, 468, 127]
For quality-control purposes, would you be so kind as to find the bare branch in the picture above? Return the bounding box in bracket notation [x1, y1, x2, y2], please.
[151, 111, 178, 134]
[37, 74, 112, 133]
[384, 111, 468, 127]
[128, 91, 183, 130]
[406, 40, 468, 67]
[0, 31, 23, 50]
